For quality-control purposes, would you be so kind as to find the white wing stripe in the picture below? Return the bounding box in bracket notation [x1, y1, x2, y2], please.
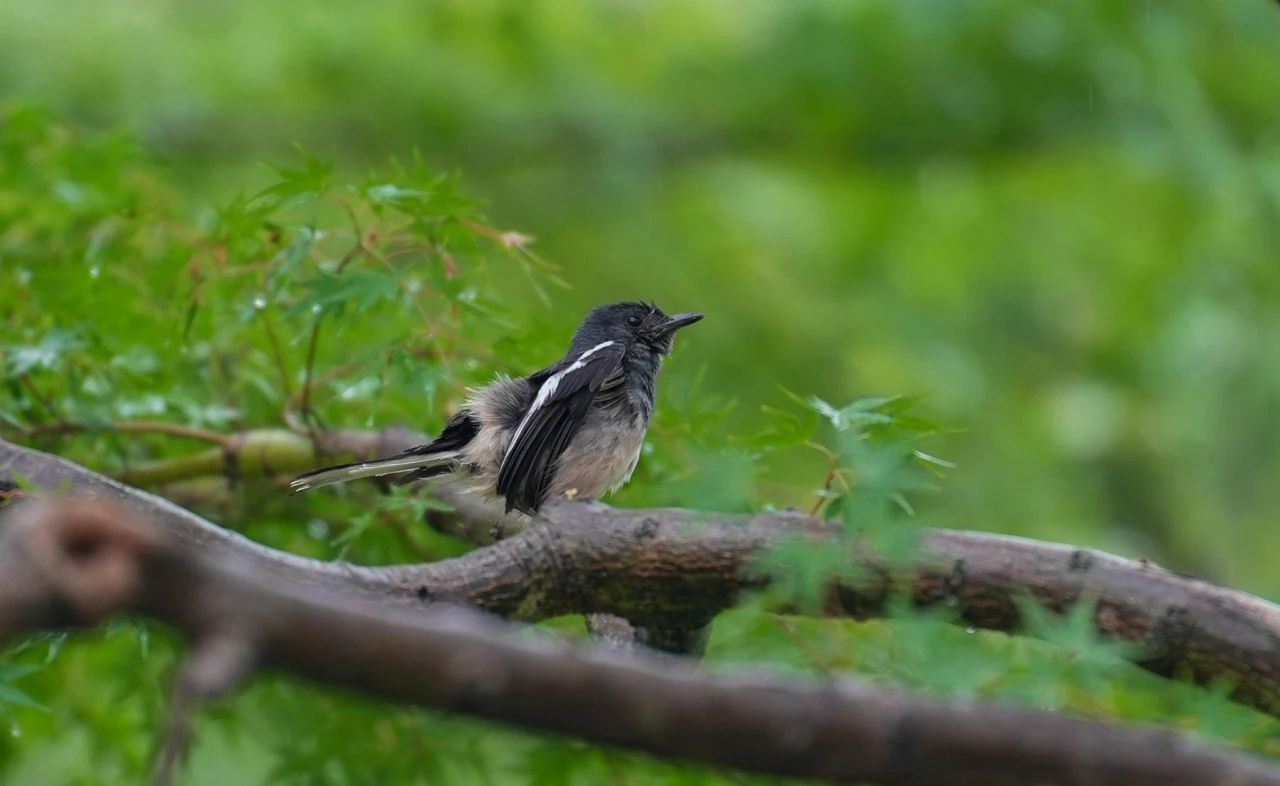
[504, 340, 616, 461]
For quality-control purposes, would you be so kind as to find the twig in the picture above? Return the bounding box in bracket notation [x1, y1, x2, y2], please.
[332, 197, 369, 274]
[297, 315, 325, 432]
[149, 676, 198, 786]
[149, 628, 258, 786]
[258, 309, 294, 400]
[807, 440, 851, 517]
[9, 420, 232, 448]
[283, 363, 362, 433]
[18, 374, 63, 421]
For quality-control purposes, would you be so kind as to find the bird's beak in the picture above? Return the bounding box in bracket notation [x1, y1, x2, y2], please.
[659, 312, 704, 333]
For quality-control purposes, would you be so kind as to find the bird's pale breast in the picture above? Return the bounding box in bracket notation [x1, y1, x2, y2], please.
[549, 406, 646, 499]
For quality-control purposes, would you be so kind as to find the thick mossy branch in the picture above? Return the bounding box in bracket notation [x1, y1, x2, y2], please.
[3, 434, 1280, 719]
[2, 500, 1279, 786]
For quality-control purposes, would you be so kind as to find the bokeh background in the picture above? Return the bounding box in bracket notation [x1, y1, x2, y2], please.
[4, 1, 1280, 783]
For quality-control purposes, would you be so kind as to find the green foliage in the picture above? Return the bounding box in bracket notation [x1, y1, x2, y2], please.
[4, 0, 1280, 781]
[750, 393, 946, 612]
[708, 605, 1280, 756]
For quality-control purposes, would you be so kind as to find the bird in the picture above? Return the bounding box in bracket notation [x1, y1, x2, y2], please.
[290, 301, 703, 514]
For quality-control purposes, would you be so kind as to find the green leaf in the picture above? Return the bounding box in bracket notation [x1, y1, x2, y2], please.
[0, 663, 41, 682]
[298, 268, 403, 318]
[5, 328, 85, 376]
[251, 147, 333, 211]
[0, 683, 46, 712]
[741, 403, 818, 450]
[751, 536, 860, 613]
[266, 225, 317, 297]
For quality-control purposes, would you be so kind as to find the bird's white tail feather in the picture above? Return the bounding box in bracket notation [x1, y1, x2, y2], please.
[289, 450, 461, 493]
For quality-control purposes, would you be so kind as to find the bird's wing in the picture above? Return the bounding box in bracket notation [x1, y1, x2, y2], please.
[497, 340, 626, 513]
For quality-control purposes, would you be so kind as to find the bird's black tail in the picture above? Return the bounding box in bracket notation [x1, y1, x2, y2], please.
[289, 411, 478, 493]
[289, 447, 461, 493]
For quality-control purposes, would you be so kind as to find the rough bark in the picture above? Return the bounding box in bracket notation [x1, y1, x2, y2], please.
[1, 500, 1277, 786]
[3, 434, 1280, 720]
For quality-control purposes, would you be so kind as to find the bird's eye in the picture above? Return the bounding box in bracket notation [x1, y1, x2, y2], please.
[626, 315, 642, 328]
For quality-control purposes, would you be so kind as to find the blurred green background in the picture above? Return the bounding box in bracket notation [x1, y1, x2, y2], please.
[4, 0, 1280, 783]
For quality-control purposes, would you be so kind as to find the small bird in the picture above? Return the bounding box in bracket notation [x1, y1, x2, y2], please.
[290, 302, 703, 514]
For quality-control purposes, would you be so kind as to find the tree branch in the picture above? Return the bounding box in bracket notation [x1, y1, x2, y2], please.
[3, 434, 1279, 720]
[5, 420, 232, 447]
[1, 500, 1277, 786]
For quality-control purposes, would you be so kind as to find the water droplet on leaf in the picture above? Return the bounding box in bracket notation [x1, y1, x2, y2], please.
[306, 519, 329, 539]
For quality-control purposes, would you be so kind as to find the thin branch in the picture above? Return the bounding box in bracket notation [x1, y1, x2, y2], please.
[807, 440, 850, 517]
[149, 628, 258, 786]
[7, 420, 232, 448]
[297, 314, 324, 429]
[17, 374, 63, 421]
[332, 195, 370, 274]
[283, 362, 362, 433]
[2, 500, 1277, 786]
[258, 308, 294, 401]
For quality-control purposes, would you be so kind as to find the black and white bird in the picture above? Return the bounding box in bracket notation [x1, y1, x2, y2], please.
[290, 302, 703, 514]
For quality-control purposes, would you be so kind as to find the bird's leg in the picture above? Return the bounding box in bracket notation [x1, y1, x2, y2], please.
[488, 511, 527, 542]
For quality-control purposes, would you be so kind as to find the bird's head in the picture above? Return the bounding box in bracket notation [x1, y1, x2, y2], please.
[571, 301, 703, 357]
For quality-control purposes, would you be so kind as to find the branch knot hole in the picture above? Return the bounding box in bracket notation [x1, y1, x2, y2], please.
[636, 517, 659, 540]
[942, 558, 967, 608]
[1069, 550, 1094, 573]
[26, 501, 165, 625]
